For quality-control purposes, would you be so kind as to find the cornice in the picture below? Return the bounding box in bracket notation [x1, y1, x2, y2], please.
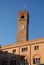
[1, 38, 44, 50]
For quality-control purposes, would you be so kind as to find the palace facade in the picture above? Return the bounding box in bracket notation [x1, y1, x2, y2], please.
[0, 10, 44, 65]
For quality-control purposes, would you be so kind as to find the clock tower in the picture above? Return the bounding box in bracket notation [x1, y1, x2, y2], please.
[17, 10, 29, 42]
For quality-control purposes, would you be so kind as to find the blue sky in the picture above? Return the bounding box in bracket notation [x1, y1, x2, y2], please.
[0, 0, 44, 46]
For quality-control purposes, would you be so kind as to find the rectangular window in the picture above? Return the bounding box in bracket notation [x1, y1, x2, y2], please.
[34, 46, 39, 50]
[21, 47, 28, 52]
[33, 58, 40, 64]
[12, 49, 16, 53]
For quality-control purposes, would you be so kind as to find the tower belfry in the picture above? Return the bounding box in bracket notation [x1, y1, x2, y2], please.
[17, 10, 29, 42]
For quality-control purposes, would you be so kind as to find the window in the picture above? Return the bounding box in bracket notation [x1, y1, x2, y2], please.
[0, 51, 3, 54]
[25, 47, 28, 51]
[34, 46, 39, 50]
[2, 58, 8, 65]
[13, 49, 16, 53]
[11, 57, 16, 65]
[0, 59, 2, 65]
[21, 59, 25, 65]
[25, 59, 28, 64]
[11, 60, 16, 65]
[4, 51, 8, 54]
[0, 51, 2, 54]
[22, 47, 28, 52]
[33, 58, 40, 64]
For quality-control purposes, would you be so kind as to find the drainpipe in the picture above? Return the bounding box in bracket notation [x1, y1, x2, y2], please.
[30, 45, 31, 65]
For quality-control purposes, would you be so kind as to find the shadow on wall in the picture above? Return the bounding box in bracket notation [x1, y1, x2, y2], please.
[0, 50, 23, 65]
[0, 50, 29, 65]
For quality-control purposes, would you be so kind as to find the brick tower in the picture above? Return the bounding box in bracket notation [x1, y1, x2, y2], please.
[17, 10, 29, 42]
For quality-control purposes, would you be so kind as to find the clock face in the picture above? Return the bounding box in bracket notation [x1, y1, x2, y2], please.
[20, 25, 24, 30]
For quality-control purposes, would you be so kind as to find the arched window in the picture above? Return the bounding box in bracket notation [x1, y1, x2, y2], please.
[2, 58, 8, 65]
[33, 54, 40, 64]
[20, 56, 29, 65]
[10, 57, 16, 65]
